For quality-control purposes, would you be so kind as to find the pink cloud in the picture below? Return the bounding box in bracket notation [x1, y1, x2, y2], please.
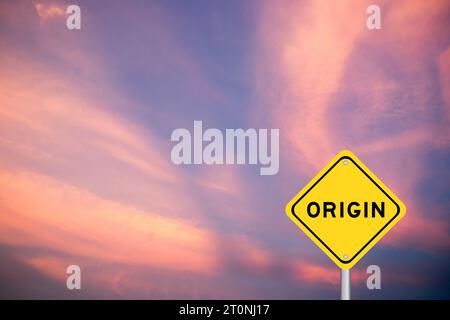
[439, 46, 450, 123]
[253, 0, 449, 171]
[33, 2, 66, 24]
[0, 0, 447, 298]
[382, 211, 450, 252]
[0, 27, 224, 282]
[0, 170, 219, 274]
[0, 17, 261, 294]
[253, 0, 450, 255]
[292, 262, 340, 285]
[292, 260, 425, 288]
[27, 256, 69, 282]
[356, 128, 442, 156]
[0, 36, 209, 218]
[254, 1, 370, 172]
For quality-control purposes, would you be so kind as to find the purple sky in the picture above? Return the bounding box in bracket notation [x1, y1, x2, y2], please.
[0, 0, 449, 299]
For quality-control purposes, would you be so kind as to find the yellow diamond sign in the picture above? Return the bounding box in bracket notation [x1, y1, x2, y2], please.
[285, 150, 406, 269]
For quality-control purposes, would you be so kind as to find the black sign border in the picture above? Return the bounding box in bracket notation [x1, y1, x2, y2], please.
[291, 155, 401, 265]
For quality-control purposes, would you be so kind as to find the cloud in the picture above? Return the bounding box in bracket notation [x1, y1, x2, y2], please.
[33, 2, 66, 24]
[0, 170, 218, 274]
[292, 262, 340, 285]
[383, 212, 450, 251]
[0, 15, 222, 285]
[0, 0, 449, 298]
[0, 8, 268, 296]
[439, 46, 450, 122]
[255, 0, 370, 172]
[0, 33, 204, 217]
[254, 0, 450, 255]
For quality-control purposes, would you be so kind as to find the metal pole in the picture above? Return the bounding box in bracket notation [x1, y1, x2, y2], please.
[341, 269, 351, 300]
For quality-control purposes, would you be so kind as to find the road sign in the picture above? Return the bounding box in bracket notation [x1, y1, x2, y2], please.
[285, 150, 406, 270]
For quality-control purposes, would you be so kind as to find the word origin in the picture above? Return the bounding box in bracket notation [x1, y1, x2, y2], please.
[307, 201, 385, 218]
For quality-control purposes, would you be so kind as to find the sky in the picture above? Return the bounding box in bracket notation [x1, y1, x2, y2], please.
[0, 0, 449, 299]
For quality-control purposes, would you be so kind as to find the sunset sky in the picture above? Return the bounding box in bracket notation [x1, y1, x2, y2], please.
[0, 0, 449, 299]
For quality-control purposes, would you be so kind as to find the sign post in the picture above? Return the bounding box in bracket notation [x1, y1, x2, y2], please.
[341, 269, 350, 300]
[285, 150, 406, 299]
